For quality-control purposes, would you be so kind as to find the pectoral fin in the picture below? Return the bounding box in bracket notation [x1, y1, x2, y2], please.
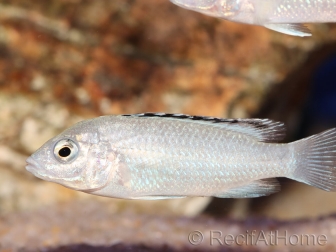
[264, 23, 311, 37]
[214, 178, 280, 198]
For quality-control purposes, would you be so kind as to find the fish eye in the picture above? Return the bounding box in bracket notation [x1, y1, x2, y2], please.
[53, 139, 79, 163]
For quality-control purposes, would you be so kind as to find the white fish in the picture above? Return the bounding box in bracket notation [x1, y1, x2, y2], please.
[26, 113, 336, 199]
[170, 0, 336, 36]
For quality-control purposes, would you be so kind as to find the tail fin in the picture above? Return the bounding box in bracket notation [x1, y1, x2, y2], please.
[290, 128, 336, 191]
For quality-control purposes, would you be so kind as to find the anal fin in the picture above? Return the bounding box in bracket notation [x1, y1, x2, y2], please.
[214, 178, 280, 198]
[264, 23, 311, 37]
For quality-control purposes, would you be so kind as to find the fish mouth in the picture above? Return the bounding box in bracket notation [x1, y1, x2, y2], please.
[26, 157, 54, 181]
[26, 157, 42, 176]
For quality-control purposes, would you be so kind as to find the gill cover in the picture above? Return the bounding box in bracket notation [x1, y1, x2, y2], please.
[82, 141, 117, 191]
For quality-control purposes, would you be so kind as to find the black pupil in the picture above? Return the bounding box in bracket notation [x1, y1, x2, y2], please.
[59, 147, 71, 157]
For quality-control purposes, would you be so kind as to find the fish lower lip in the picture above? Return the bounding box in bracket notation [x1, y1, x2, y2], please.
[26, 164, 36, 173]
[25, 157, 40, 174]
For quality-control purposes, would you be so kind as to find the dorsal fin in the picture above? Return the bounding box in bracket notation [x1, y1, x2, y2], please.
[122, 113, 286, 142]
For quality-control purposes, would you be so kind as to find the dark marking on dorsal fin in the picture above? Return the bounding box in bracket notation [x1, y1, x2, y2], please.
[122, 113, 286, 142]
[124, 113, 240, 123]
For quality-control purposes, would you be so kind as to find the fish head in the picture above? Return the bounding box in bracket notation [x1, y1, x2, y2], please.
[26, 120, 116, 192]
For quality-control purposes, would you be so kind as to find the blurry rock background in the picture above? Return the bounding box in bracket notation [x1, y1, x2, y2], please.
[1, 0, 336, 251]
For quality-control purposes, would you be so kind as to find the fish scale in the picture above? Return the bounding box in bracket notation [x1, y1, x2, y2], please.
[269, 0, 336, 22]
[111, 132, 288, 197]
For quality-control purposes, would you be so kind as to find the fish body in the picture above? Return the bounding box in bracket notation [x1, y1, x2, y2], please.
[170, 0, 336, 36]
[26, 113, 336, 199]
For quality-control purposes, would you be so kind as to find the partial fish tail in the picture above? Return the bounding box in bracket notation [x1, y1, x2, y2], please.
[289, 128, 336, 191]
